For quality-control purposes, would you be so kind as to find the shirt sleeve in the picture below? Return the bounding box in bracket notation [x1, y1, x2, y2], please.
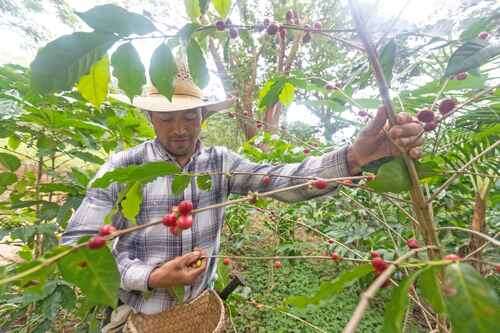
[225, 146, 351, 203]
[60, 159, 156, 293]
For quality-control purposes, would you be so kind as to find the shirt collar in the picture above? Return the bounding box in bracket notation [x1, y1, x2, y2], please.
[153, 137, 204, 167]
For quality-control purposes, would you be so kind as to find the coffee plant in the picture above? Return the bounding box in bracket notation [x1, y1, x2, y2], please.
[0, 0, 499, 332]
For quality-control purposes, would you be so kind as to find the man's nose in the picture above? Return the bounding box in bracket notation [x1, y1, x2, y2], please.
[172, 119, 188, 135]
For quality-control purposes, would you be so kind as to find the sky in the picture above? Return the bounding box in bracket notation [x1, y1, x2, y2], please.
[0, 0, 463, 131]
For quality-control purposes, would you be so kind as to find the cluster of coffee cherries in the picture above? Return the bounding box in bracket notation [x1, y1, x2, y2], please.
[88, 225, 117, 249]
[416, 97, 457, 132]
[214, 9, 322, 44]
[162, 200, 194, 235]
[370, 251, 391, 288]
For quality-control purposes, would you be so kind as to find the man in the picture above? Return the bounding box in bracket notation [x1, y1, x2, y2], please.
[61, 64, 423, 325]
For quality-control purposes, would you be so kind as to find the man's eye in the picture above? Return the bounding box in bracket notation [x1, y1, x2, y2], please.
[184, 112, 198, 120]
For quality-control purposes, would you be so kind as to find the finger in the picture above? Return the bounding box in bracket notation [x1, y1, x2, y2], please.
[187, 260, 207, 282]
[181, 251, 202, 266]
[389, 122, 422, 139]
[395, 112, 412, 125]
[409, 147, 422, 159]
[365, 106, 388, 133]
[397, 135, 424, 148]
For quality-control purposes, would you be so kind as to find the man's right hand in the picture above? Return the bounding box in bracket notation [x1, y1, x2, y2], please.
[148, 250, 207, 289]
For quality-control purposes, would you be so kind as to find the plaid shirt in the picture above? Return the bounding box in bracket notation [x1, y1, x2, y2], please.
[61, 138, 349, 314]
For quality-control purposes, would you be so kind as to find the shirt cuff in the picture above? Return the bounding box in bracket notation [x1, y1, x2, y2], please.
[319, 146, 351, 179]
[121, 262, 158, 292]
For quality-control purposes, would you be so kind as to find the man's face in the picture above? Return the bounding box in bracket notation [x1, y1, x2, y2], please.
[149, 108, 202, 158]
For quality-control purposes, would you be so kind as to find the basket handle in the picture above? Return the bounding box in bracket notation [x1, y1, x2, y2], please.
[218, 273, 245, 300]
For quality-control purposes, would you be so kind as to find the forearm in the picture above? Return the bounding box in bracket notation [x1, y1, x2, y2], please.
[228, 147, 351, 203]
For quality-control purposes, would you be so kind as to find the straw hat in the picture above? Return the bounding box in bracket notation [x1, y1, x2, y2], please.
[111, 62, 234, 118]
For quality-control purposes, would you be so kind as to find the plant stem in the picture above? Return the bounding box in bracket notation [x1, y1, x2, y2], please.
[349, 0, 441, 259]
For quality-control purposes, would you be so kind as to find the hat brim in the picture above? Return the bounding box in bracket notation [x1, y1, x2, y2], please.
[110, 93, 235, 117]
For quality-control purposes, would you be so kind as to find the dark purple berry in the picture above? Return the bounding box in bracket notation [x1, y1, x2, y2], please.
[215, 20, 225, 31]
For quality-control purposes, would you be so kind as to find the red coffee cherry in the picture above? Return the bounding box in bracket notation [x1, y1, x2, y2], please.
[313, 21, 322, 31]
[88, 236, 106, 249]
[424, 121, 437, 132]
[177, 215, 193, 230]
[223, 257, 231, 265]
[370, 251, 381, 259]
[406, 238, 419, 249]
[331, 252, 342, 262]
[262, 175, 272, 186]
[327, 239, 334, 244]
[162, 213, 177, 227]
[267, 23, 279, 35]
[478, 31, 490, 40]
[274, 260, 282, 269]
[416, 109, 435, 123]
[215, 20, 226, 31]
[371, 257, 389, 273]
[312, 179, 328, 190]
[455, 72, 468, 80]
[178, 200, 193, 216]
[99, 225, 116, 237]
[303, 148, 310, 154]
[444, 254, 461, 262]
[439, 98, 457, 115]
[229, 27, 239, 39]
[495, 265, 500, 274]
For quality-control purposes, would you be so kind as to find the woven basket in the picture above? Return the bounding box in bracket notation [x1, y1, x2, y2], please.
[123, 290, 225, 333]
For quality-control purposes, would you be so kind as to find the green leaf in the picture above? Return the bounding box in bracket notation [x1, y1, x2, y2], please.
[111, 42, 146, 101]
[149, 43, 177, 101]
[69, 150, 105, 165]
[379, 39, 397, 87]
[278, 82, 295, 107]
[0, 152, 21, 172]
[0, 172, 17, 186]
[199, 0, 210, 14]
[258, 78, 286, 109]
[30, 32, 118, 94]
[39, 183, 77, 194]
[121, 181, 143, 224]
[285, 264, 372, 308]
[382, 269, 425, 333]
[212, 0, 231, 18]
[352, 98, 380, 109]
[418, 266, 446, 313]
[196, 175, 212, 191]
[177, 23, 201, 43]
[7, 136, 20, 150]
[92, 161, 180, 188]
[58, 246, 120, 308]
[172, 174, 191, 196]
[187, 39, 209, 88]
[77, 56, 110, 107]
[443, 263, 500, 333]
[444, 40, 500, 77]
[367, 157, 411, 193]
[76, 4, 156, 36]
[184, 0, 201, 22]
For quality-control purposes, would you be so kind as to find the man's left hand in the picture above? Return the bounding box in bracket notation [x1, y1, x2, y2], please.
[347, 106, 424, 175]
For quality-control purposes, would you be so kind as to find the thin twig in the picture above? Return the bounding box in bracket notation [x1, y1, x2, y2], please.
[438, 227, 499, 247]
